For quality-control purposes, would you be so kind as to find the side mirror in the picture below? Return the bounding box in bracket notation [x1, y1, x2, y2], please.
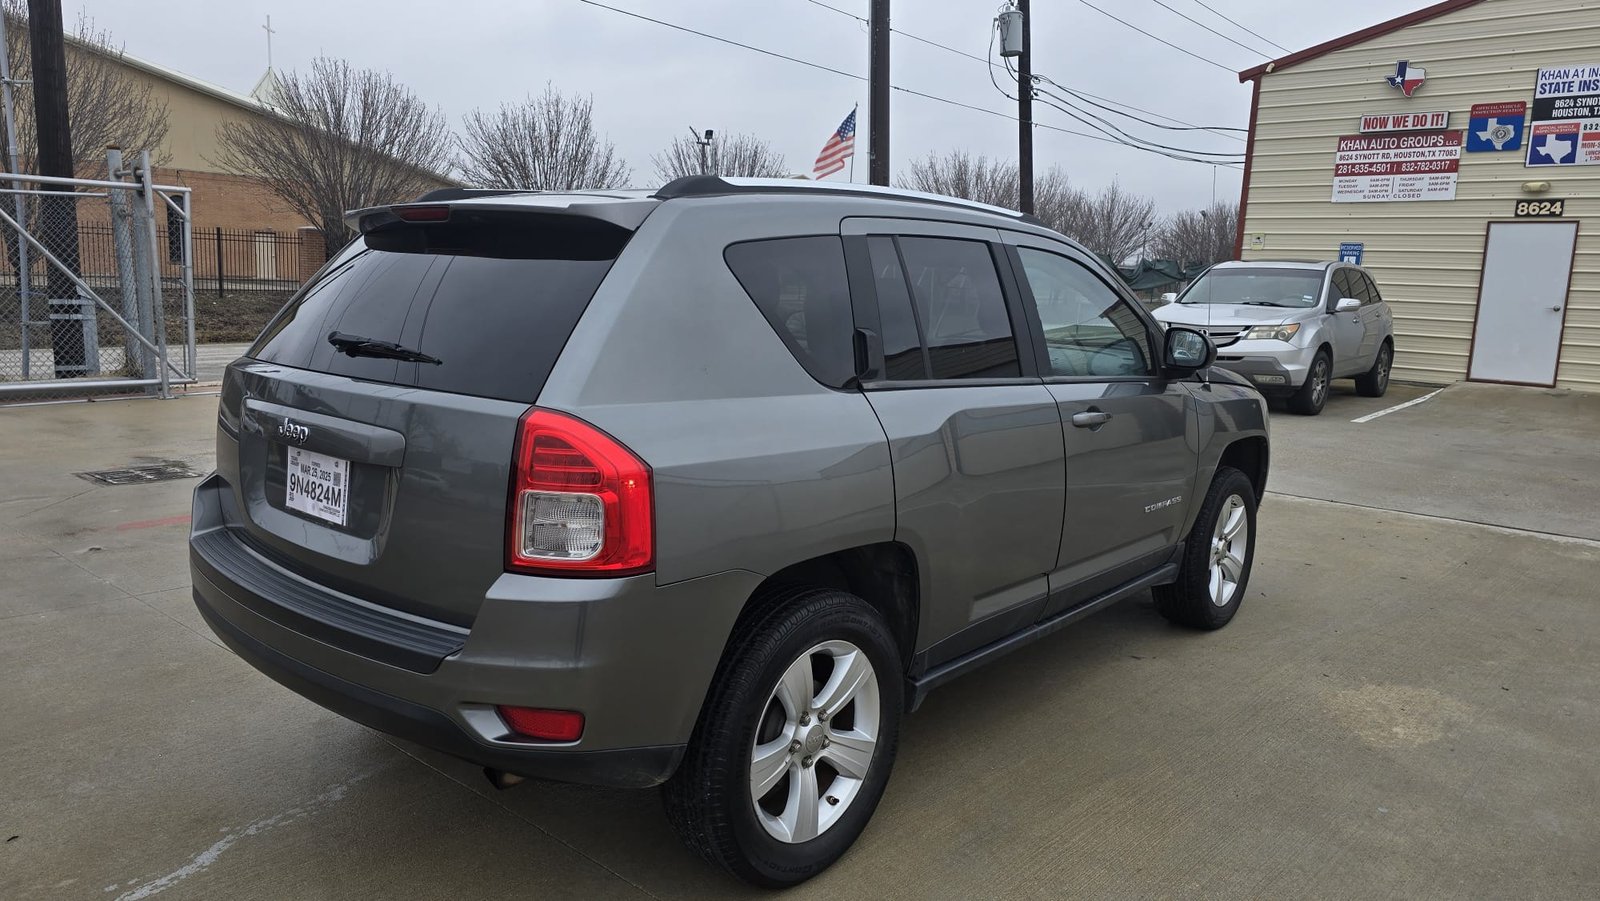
[1158, 292, 1177, 306]
[1334, 297, 1361, 313]
[1164, 326, 1216, 373]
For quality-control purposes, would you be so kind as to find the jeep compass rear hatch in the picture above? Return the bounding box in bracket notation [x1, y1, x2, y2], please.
[214, 194, 655, 627]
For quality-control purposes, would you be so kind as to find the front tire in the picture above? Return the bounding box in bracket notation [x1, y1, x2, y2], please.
[1355, 341, 1393, 397]
[1153, 466, 1258, 630]
[1288, 350, 1332, 415]
[663, 588, 903, 887]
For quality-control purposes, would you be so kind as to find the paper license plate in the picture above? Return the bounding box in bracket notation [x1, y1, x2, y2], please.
[285, 446, 350, 526]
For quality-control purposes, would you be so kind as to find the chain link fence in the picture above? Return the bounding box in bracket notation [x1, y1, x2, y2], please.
[0, 151, 195, 403]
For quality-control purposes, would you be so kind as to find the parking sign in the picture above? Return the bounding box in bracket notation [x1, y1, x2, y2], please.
[1339, 242, 1364, 264]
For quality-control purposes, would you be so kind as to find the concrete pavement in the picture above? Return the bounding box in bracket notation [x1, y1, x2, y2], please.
[2, 388, 1597, 899]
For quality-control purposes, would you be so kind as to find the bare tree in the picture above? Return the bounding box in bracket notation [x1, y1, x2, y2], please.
[1070, 182, 1159, 264]
[898, 150, 1020, 208]
[652, 131, 787, 181]
[2, 2, 169, 171]
[1152, 202, 1238, 265]
[457, 85, 629, 190]
[214, 57, 453, 255]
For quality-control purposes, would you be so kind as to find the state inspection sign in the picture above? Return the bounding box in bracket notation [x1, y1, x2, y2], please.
[1332, 131, 1461, 203]
[1526, 64, 1600, 167]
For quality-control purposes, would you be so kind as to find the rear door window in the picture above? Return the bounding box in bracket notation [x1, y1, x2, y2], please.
[250, 216, 627, 403]
[724, 236, 856, 389]
[865, 236, 930, 380]
[894, 237, 1021, 379]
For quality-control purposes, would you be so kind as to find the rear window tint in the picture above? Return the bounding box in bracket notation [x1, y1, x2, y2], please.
[724, 236, 856, 389]
[250, 217, 626, 403]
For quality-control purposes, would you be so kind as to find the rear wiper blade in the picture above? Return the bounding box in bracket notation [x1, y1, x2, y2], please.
[327, 331, 442, 365]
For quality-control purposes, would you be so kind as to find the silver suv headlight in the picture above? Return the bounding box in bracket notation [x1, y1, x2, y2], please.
[1243, 323, 1300, 342]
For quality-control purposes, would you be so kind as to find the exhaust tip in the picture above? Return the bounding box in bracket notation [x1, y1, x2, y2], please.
[483, 767, 527, 790]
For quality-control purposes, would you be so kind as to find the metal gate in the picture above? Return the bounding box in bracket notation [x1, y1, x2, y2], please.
[0, 150, 196, 402]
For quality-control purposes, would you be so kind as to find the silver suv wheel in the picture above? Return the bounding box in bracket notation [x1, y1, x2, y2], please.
[1208, 495, 1249, 606]
[750, 639, 881, 844]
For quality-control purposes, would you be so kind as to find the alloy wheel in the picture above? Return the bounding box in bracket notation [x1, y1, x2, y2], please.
[1208, 495, 1249, 606]
[749, 640, 881, 844]
[1311, 359, 1329, 407]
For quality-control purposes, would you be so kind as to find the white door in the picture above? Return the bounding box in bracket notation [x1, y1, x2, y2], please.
[254, 232, 276, 280]
[1469, 221, 1576, 386]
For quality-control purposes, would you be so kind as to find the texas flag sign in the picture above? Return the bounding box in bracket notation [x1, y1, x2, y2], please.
[1386, 60, 1426, 97]
[1466, 101, 1526, 152]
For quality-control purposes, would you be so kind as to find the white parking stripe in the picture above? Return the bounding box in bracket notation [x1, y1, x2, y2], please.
[1351, 388, 1443, 424]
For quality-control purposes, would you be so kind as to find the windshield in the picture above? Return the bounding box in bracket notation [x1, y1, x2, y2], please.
[1178, 268, 1323, 308]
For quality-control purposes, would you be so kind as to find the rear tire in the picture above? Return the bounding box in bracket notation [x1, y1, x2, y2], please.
[1153, 466, 1257, 630]
[1288, 350, 1332, 415]
[663, 588, 903, 887]
[1355, 341, 1393, 397]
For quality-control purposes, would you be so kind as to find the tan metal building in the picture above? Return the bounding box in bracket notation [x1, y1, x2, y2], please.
[1234, 0, 1600, 391]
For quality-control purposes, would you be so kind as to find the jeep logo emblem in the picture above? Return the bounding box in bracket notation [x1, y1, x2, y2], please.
[277, 419, 310, 445]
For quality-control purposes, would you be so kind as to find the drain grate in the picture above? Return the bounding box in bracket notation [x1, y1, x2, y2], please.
[77, 461, 204, 486]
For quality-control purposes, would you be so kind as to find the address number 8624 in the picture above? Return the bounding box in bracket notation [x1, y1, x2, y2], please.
[1515, 200, 1565, 217]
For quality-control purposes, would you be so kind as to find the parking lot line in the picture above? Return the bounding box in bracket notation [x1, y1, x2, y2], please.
[1350, 388, 1443, 423]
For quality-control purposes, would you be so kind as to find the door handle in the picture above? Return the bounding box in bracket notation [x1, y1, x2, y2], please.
[1071, 410, 1112, 428]
[1551, 306, 1564, 312]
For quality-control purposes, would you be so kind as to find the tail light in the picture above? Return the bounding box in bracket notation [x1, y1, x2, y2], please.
[498, 706, 585, 742]
[507, 408, 653, 576]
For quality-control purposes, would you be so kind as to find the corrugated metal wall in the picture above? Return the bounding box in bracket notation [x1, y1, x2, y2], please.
[1240, 0, 1600, 390]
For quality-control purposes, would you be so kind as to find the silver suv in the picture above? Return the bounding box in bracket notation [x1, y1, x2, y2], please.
[190, 177, 1270, 886]
[1154, 260, 1396, 414]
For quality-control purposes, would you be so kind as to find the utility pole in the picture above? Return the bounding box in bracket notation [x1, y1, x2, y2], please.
[689, 127, 714, 175]
[28, 0, 90, 378]
[868, 0, 889, 186]
[0, 11, 34, 378]
[1017, 0, 1033, 214]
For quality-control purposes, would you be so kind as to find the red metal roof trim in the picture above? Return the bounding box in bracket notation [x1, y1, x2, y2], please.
[1238, 0, 1489, 82]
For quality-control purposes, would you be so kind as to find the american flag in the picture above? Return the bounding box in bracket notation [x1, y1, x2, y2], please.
[813, 109, 857, 179]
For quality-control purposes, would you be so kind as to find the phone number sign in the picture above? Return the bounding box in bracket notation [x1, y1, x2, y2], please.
[1332, 131, 1461, 203]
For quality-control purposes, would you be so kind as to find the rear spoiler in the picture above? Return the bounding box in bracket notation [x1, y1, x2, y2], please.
[345, 193, 658, 235]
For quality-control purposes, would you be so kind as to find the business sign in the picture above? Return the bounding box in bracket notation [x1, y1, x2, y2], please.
[1338, 242, 1364, 264]
[1466, 101, 1526, 152]
[1526, 65, 1600, 166]
[1385, 60, 1426, 97]
[1332, 131, 1461, 203]
[1360, 111, 1449, 132]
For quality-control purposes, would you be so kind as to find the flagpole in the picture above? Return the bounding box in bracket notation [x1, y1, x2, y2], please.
[849, 103, 858, 183]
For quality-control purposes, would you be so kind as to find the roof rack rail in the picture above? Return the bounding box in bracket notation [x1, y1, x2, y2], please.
[413, 187, 534, 203]
[652, 176, 1036, 223]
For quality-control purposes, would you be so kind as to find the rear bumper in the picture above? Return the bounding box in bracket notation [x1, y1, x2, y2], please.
[190, 473, 759, 788]
[195, 594, 685, 787]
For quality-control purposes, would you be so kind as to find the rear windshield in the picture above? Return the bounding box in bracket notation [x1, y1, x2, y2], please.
[249, 216, 627, 403]
[1177, 268, 1323, 308]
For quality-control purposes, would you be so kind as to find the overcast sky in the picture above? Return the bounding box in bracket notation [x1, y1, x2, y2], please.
[68, 0, 1436, 214]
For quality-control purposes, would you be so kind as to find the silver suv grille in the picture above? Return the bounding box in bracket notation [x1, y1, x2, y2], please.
[1198, 326, 1246, 348]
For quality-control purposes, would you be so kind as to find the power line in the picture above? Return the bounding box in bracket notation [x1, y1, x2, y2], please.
[1188, 0, 1292, 55]
[1036, 95, 1242, 165]
[1035, 89, 1243, 159]
[574, 0, 860, 81]
[1034, 74, 1247, 140]
[1069, 0, 1238, 73]
[801, 0, 1247, 138]
[1145, 0, 1273, 59]
[573, 0, 1237, 168]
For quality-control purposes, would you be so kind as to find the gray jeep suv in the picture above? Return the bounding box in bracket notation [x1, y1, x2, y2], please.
[190, 177, 1270, 886]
